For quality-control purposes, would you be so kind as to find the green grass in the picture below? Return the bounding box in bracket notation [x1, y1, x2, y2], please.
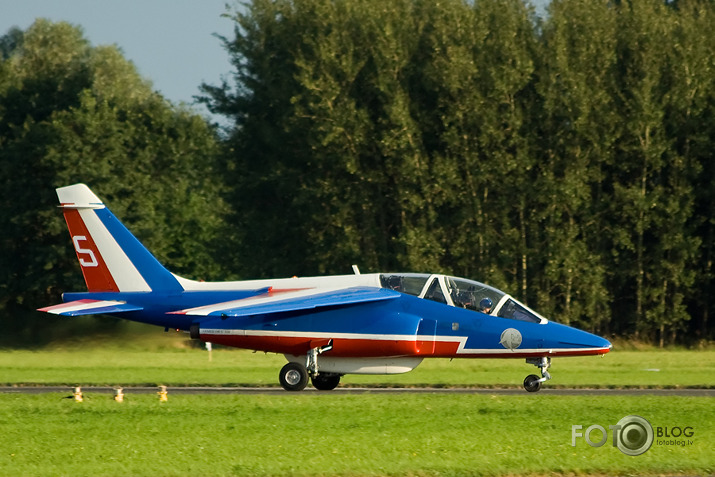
[0, 393, 711, 476]
[1, 341, 712, 476]
[0, 342, 713, 388]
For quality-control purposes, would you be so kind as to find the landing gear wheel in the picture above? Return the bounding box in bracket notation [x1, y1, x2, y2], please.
[523, 374, 542, 393]
[279, 363, 309, 391]
[311, 373, 341, 391]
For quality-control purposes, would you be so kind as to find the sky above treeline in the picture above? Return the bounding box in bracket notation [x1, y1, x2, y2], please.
[1, 0, 549, 122]
[1, 0, 236, 119]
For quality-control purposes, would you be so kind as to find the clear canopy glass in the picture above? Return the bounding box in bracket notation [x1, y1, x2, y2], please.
[380, 273, 545, 324]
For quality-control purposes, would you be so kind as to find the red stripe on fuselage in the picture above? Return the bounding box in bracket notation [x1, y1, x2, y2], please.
[62, 209, 119, 292]
[200, 333, 611, 359]
[202, 334, 421, 357]
[267, 287, 314, 295]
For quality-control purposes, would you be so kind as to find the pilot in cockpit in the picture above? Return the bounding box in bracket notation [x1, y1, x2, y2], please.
[453, 290, 481, 311]
[479, 297, 493, 314]
[454, 291, 472, 310]
[385, 275, 402, 292]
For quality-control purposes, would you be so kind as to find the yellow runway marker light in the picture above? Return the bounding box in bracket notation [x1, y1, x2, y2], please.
[158, 385, 168, 402]
[114, 387, 124, 402]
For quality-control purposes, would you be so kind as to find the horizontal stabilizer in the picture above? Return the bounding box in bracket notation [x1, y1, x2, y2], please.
[173, 287, 400, 317]
[38, 299, 143, 316]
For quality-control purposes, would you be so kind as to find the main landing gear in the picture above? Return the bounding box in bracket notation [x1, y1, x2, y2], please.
[279, 362, 309, 391]
[278, 341, 341, 391]
[523, 357, 551, 392]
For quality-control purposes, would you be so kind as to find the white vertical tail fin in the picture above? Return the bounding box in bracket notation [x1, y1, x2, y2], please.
[57, 184, 183, 293]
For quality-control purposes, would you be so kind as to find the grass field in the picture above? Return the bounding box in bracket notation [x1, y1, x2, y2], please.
[0, 393, 712, 476]
[1, 340, 713, 389]
[0, 338, 713, 476]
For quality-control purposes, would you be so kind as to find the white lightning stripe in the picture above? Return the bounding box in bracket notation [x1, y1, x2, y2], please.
[78, 209, 150, 292]
[199, 329, 610, 355]
[176, 299, 260, 316]
[176, 286, 347, 316]
[202, 329, 424, 341]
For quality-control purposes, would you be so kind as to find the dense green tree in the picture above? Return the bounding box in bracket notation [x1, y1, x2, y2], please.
[0, 20, 226, 345]
[204, 0, 540, 283]
[607, 1, 702, 344]
[202, 0, 311, 277]
[403, 0, 540, 299]
[2, 1, 712, 346]
[534, 0, 620, 332]
[204, 0, 713, 343]
[286, 0, 435, 274]
[666, 0, 715, 344]
[205, 0, 437, 277]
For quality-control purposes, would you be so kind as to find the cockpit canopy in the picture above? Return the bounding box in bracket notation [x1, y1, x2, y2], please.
[380, 273, 546, 324]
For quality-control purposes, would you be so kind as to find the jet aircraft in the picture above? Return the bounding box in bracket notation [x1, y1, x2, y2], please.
[39, 184, 611, 392]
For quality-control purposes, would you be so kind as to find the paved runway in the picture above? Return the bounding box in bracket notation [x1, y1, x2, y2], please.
[0, 386, 712, 396]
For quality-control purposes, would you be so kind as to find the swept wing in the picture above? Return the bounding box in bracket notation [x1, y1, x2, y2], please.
[172, 286, 400, 317]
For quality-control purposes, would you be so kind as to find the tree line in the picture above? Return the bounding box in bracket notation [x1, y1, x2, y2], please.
[1, 0, 713, 346]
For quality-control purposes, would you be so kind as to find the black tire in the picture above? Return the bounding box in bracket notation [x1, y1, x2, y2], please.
[311, 373, 341, 391]
[279, 362, 309, 391]
[523, 374, 542, 393]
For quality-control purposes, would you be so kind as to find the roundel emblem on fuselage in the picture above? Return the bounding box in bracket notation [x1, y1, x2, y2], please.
[499, 328, 522, 350]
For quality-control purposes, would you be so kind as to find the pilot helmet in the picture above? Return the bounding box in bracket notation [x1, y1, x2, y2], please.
[456, 290, 473, 307]
[479, 297, 493, 312]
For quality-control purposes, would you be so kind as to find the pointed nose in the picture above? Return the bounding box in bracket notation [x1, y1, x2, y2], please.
[547, 321, 612, 355]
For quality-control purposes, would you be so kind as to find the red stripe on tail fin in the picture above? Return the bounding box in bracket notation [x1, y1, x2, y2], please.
[62, 208, 119, 292]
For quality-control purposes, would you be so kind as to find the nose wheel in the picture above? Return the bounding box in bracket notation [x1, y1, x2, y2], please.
[523, 374, 542, 392]
[524, 357, 551, 392]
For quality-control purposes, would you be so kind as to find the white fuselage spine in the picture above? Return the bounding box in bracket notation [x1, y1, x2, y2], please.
[174, 272, 382, 292]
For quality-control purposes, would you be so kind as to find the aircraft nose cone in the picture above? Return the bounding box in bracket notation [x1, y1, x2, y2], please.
[549, 322, 611, 353]
[596, 335, 612, 350]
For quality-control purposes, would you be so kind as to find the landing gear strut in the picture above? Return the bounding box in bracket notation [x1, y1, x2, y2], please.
[279, 340, 339, 391]
[523, 357, 551, 392]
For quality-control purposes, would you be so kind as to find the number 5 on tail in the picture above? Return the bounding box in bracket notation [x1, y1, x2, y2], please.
[72, 235, 98, 267]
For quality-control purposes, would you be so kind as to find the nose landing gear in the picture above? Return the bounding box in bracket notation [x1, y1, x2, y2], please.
[523, 357, 551, 392]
